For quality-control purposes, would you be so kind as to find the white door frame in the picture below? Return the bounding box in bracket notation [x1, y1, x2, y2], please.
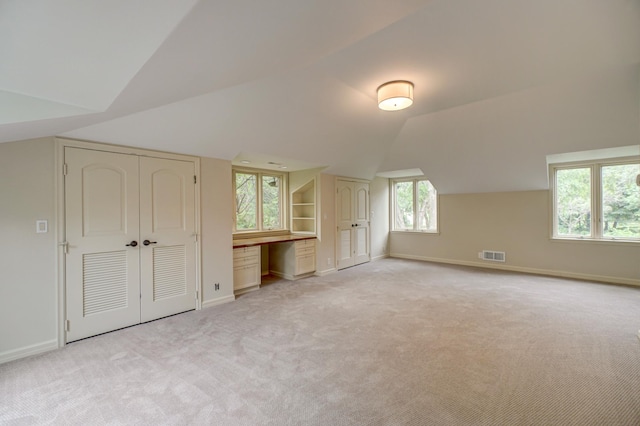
[55, 138, 202, 348]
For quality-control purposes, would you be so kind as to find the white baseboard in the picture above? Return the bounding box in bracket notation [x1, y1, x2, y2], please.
[201, 294, 235, 309]
[0, 339, 59, 365]
[372, 254, 389, 262]
[315, 268, 337, 276]
[389, 253, 640, 287]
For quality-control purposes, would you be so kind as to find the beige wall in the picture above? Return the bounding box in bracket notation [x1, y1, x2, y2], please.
[316, 173, 336, 274]
[370, 177, 389, 260]
[200, 157, 234, 305]
[0, 138, 58, 360]
[390, 190, 640, 285]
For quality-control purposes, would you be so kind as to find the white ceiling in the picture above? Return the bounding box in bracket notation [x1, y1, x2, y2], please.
[1, 0, 639, 193]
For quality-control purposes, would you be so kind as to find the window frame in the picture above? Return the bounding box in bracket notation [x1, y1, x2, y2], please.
[232, 167, 288, 234]
[390, 177, 439, 233]
[550, 156, 639, 242]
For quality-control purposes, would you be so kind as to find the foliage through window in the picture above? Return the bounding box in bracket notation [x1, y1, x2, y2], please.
[392, 178, 438, 232]
[234, 169, 285, 232]
[552, 159, 639, 240]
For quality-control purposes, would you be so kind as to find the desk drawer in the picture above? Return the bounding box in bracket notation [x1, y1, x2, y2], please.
[234, 246, 260, 259]
[295, 240, 315, 256]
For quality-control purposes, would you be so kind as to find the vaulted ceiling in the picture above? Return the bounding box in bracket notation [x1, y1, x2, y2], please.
[1, 0, 639, 193]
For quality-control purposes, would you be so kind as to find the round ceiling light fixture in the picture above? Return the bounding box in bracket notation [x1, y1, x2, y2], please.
[377, 80, 414, 111]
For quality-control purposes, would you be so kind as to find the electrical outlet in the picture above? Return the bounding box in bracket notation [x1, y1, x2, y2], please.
[327, 258, 331, 266]
[214, 283, 220, 291]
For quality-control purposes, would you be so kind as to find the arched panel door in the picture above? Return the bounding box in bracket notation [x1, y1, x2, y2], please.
[139, 157, 196, 323]
[336, 179, 370, 270]
[65, 148, 141, 342]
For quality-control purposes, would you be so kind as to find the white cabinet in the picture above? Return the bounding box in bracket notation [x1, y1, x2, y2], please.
[233, 246, 260, 294]
[269, 239, 316, 280]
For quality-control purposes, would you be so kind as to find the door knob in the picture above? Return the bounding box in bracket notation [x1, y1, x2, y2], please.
[126, 241, 138, 247]
[143, 240, 157, 246]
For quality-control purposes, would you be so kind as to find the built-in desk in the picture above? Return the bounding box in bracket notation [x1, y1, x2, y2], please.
[232, 234, 317, 294]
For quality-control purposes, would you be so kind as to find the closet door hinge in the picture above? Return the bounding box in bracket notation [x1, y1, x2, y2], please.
[194, 175, 197, 184]
[63, 163, 68, 176]
[195, 290, 199, 301]
[65, 320, 70, 332]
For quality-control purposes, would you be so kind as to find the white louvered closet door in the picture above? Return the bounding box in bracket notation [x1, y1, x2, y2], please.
[65, 148, 141, 342]
[65, 148, 197, 342]
[139, 157, 196, 323]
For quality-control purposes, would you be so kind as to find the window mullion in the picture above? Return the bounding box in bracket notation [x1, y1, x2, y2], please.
[257, 173, 264, 232]
[592, 164, 600, 239]
[413, 179, 418, 231]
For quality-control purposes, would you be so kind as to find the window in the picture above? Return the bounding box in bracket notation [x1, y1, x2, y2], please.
[233, 169, 286, 233]
[392, 178, 438, 232]
[551, 159, 639, 241]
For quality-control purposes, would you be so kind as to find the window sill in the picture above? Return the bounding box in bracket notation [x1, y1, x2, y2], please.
[391, 230, 440, 235]
[233, 229, 290, 239]
[550, 236, 640, 246]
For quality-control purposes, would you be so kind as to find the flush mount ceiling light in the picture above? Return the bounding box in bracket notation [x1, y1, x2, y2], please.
[377, 80, 414, 111]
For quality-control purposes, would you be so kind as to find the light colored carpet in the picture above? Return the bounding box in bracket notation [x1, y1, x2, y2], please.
[1, 258, 640, 425]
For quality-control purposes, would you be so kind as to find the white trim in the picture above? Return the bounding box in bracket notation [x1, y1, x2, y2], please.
[389, 253, 640, 287]
[549, 156, 640, 241]
[315, 267, 337, 276]
[0, 339, 58, 365]
[55, 139, 66, 349]
[201, 295, 235, 309]
[371, 254, 389, 261]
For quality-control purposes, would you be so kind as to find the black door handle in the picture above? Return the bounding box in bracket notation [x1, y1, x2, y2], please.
[143, 240, 157, 246]
[126, 241, 138, 247]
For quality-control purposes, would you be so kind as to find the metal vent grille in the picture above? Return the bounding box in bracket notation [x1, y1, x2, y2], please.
[83, 251, 128, 316]
[481, 250, 506, 262]
[153, 245, 186, 301]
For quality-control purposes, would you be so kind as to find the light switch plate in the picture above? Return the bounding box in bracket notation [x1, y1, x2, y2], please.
[36, 220, 48, 233]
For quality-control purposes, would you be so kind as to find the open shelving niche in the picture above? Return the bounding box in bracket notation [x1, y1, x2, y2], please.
[290, 178, 316, 234]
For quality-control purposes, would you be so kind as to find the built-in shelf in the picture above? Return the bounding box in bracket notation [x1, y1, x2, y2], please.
[291, 179, 316, 234]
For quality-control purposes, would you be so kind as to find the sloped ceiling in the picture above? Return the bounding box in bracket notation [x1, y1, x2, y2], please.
[1, 0, 639, 193]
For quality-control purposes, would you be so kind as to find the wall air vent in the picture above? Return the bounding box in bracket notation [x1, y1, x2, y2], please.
[480, 250, 506, 262]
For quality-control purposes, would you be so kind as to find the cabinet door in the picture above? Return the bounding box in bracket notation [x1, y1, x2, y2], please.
[295, 254, 316, 275]
[233, 247, 260, 290]
[233, 264, 260, 290]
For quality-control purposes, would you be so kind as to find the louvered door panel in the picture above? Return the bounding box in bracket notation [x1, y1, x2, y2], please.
[152, 245, 187, 301]
[83, 251, 128, 315]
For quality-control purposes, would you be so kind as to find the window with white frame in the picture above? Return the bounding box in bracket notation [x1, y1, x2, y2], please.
[551, 159, 639, 241]
[392, 178, 438, 232]
[233, 169, 286, 233]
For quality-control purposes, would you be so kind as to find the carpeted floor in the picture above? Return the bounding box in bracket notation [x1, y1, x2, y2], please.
[1, 258, 640, 425]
